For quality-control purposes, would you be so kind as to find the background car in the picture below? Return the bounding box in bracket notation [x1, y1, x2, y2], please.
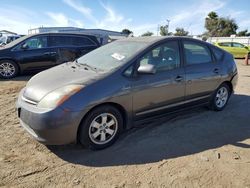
[0, 33, 100, 79]
[214, 42, 250, 58]
[0, 35, 21, 46]
[17, 37, 238, 150]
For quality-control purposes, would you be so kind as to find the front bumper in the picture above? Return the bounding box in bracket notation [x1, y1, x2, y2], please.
[16, 89, 83, 145]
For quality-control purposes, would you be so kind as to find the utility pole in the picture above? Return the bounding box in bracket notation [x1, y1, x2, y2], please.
[166, 19, 170, 35]
[157, 24, 160, 36]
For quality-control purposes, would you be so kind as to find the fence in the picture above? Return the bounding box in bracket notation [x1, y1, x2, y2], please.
[207, 37, 250, 46]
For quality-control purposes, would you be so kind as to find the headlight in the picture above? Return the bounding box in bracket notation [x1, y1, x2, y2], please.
[37, 85, 83, 109]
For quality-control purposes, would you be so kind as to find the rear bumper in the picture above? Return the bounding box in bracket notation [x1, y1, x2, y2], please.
[16, 89, 83, 145]
[231, 72, 238, 92]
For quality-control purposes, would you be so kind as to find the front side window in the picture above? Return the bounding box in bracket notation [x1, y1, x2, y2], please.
[139, 41, 180, 72]
[25, 36, 47, 49]
[184, 41, 212, 65]
[219, 42, 231, 47]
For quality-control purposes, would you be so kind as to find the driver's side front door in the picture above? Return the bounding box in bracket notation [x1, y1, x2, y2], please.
[14, 35, 55, 71]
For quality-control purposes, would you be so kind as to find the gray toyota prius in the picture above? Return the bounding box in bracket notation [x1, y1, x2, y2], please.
[16, 37, 238, 149]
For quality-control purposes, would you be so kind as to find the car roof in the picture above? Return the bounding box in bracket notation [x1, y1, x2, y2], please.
[118, 36, 207, 45]
[29, 32, 97, 37]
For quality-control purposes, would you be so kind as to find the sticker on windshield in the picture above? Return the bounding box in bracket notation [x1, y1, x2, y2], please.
[111, 53, 125, 61]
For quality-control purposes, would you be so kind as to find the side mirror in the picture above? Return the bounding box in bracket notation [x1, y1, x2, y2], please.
[21, 43, 29, 50]
[137, 64, 156, 74]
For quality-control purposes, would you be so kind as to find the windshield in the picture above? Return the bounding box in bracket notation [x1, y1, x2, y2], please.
[77, 40, 148, 71]
[0, 36, 7, 44]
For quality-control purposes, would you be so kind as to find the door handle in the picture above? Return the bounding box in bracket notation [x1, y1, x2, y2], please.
[43, 52, 51, 55]
[43, 52, 57, 56]
[175, 75, 183, 82]
[213, 68, 219, 74]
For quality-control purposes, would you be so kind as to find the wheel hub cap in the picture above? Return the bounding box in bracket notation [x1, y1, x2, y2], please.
[0, 62, 15, 77]
[89, 113, 118, 145]
[215, 87, 228, 108]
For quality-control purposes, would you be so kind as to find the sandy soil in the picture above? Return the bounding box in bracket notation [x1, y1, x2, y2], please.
[0, 60, 250, 188]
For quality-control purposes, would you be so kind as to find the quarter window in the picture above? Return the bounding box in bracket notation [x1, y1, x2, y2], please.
[211, 47, 224, 61]
[183, 41, 212, 65]
[139, 41, 180, 72]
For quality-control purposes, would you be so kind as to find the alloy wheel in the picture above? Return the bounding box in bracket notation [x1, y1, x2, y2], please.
[88, 113, 118, 145]
[0, 62, 16, 77]
[215, 86, 228, 108]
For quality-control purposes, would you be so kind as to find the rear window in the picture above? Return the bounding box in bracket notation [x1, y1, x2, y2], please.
[50, 35, 96, 47]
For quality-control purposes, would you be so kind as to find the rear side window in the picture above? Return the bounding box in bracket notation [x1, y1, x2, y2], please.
[50, 35, 96, 47]
[183, 41, 212, 65]
[232, 43, 244, 48]
[211, 47, 224, 61]
[77, 37, 96, 46]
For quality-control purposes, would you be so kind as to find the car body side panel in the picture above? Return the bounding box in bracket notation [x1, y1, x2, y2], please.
[184, 63, 222, 100]
[131, 68, 185, 116]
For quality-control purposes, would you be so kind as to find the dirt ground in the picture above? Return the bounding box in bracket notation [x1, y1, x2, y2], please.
[0, 59, 250, 188]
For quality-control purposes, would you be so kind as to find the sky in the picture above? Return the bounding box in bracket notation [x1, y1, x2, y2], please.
[0, 0, 250, 36]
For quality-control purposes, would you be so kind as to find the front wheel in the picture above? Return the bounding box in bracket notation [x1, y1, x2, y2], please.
[78, 105, 123, 150]
[0, 60, 19, 79]
[209, 83, 231, 111]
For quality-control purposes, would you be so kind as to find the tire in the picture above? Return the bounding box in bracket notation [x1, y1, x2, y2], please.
[209, 83, 231, 111]
[78, 105, 123, 150]
[0, 60, 19, 79]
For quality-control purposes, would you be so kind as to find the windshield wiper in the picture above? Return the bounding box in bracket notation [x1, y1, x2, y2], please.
[75, 60, 104, 72]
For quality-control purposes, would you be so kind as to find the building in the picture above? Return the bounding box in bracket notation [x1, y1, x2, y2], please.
[28, 27, 128, 45]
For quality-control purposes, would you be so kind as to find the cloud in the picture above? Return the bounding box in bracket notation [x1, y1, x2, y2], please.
[46, 12, 84, 28]
[0, 7, 39, 34]
[63, 0, 97, 23]
[169, 0, 226, 34]
[63, 0, 135, 33]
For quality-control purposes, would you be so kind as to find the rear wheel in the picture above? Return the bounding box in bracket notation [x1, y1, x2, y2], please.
[0, 60, 19, 79]
[78, 105, 123, 150]
[209, 83, 231, 111]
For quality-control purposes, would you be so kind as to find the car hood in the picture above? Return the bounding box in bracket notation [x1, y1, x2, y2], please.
[24, 62, 106, 102]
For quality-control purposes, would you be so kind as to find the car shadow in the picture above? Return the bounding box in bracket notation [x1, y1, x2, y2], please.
[0, 74, 33, 82]
[48, 94, 250, 167]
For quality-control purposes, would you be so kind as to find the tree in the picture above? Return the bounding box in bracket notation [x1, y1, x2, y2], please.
[141, 31, 154, 36]
[204, 11, 238, 37]
[237, 29, 250, 36]
[174, 27, 189, 36]
[160, 25, 168, 36]
[121, 29, 133, 35]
